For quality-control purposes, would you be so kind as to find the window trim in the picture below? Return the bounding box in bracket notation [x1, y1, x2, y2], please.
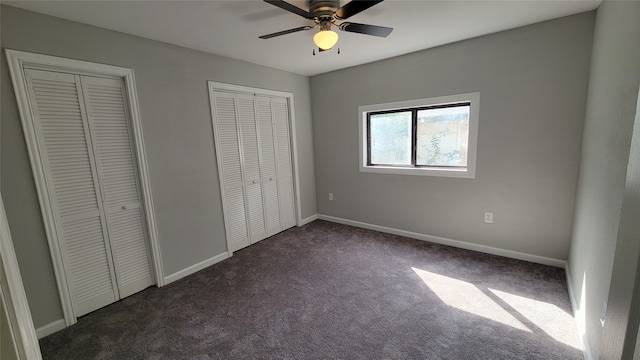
[359, 92, 479, 178]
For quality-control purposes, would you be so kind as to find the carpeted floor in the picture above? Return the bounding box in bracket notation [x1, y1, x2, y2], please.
[40, 220, 582, 359]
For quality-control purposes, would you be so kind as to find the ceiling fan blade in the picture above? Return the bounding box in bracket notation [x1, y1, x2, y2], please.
[259, 26, 312, 39]
[264, 0, 313, 19]
[334, 0, 384, 20]
[338, 22, 393, 37]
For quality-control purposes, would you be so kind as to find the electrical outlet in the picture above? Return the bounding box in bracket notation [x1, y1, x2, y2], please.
[484, 212, 494, 223]
[328, 193, 334, 201]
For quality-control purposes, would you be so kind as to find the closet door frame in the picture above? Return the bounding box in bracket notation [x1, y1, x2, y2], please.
[5, 49, 164, 327]
[207, 81, 303, 254]
[0, 193, 43, 359]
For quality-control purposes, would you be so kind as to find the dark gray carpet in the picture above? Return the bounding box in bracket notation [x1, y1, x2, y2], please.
[40, 220, 582, 359]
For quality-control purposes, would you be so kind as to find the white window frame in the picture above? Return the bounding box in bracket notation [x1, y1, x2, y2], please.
[358, 92, 480, 178]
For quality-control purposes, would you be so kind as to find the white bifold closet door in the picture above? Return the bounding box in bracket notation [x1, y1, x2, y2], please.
[24, 69, 153, 317]
[212, 92, 250, 251]
[237, 94, 267, 243]
[211, 90, 296, 252]
[255, 96, 281, 238]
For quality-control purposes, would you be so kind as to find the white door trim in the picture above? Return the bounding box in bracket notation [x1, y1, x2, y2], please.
[0, 193, 43, 359]
[207, 81, 303, 250]
[5, 49, 165, 327]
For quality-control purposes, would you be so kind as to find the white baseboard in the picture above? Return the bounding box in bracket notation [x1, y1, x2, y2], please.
[164, 252, 229, 285]
[36, 252, 230, 338]
[299, 214, 318, 226]
[36, 319, 65, 339]
[317, 214, 567, 268]
[565, 265, 593, 360]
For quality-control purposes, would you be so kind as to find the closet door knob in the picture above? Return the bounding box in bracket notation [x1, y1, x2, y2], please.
[121, 205, 128, 210]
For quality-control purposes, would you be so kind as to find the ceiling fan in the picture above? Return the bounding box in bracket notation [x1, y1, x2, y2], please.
[259, 0, 393, 51]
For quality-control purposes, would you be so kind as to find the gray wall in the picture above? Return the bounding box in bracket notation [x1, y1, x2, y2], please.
[567, 1, 640, 358]
[1, 291, 20, 360]
[311, 13, 594, 261]
[0, 5, 316, 329]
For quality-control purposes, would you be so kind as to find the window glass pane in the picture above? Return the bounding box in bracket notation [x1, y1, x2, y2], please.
[416, 105, 470, 167]
[370, 111, 412, 165]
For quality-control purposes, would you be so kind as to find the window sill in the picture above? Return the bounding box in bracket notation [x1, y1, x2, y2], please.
[360, 165, 475, 178]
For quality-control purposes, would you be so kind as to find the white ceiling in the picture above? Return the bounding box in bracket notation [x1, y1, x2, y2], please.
[4, 0, 601, 76]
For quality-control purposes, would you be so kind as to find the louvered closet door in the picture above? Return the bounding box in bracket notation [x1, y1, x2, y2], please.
[24, 69, 119, 317]
[213, 92, 249, 251]
[272, 98, 296, 229]
[236, 94, 266, 243]
[81, 76, 154, 298]
[256, 96, 281, 237]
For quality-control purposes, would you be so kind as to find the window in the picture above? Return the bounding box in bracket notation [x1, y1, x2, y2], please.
[359, 93, 479, 178]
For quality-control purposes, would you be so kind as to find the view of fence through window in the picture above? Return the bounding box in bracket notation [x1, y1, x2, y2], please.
[368, 104, 470, 167]
[417, 105, 469, 167]
[369, 111, 412, 165]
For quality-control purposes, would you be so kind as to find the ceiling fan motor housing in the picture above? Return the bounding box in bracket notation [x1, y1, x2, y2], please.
[309, 0, 339, 19]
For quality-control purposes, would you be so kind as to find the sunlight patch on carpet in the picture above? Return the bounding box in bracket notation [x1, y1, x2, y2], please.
[411, 267, 531, 332]
[488, 288, 581, 350]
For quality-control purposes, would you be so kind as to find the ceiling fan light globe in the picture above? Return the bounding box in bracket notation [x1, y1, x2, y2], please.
[313, 30, 338, 50]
